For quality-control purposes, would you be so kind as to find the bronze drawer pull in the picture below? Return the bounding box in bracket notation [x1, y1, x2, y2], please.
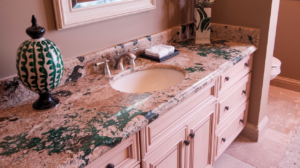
[184, 140, 190, 146]
[190, 133, 195, 139]
[107, 163, 114, 168]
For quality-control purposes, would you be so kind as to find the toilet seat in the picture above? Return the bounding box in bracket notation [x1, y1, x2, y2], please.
[270, 57, 281, 80]
[271, 57, 281, 69]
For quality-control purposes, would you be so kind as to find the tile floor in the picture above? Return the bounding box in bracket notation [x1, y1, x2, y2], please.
[214, 86, 300, 168]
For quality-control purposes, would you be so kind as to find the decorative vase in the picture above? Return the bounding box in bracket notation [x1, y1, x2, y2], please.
[16, 15, 64, 110]
[194, 0, 213, 44]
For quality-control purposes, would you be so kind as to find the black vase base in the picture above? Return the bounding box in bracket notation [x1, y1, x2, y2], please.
[32, 92, 60, 110]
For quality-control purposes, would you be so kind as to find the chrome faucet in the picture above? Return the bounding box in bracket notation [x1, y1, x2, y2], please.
[114, 50, 137, 70]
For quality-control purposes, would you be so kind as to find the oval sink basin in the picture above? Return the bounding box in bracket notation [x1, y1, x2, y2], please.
[111, 68, 185, 93]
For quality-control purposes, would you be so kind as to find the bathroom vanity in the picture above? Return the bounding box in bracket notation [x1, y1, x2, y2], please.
[86, 53, 253, 168]
[0, 23, 259, 168]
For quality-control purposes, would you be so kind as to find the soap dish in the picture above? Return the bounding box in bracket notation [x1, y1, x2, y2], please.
[140, 50, 179, 62]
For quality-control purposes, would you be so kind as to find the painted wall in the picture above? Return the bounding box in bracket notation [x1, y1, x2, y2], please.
[0, 0, 192, 80]
[274, 1, 300, 81]
[212, 0, 279, 139]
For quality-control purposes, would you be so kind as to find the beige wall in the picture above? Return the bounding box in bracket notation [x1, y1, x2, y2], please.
[212, 0, 279, 132]
[274, 1, 300, 81]
[0, 0, 192, 80]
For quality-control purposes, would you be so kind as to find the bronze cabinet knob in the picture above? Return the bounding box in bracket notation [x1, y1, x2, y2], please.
[190, 133, 195, 139]
[107, 163, 114, 168]
[184, 140, 190, 146]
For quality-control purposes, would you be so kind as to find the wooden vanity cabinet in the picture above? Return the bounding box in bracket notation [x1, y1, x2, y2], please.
[88, 54, 254, 168]
[140, 54, 253, 167]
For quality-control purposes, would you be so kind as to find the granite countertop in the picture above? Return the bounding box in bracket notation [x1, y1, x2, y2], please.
[0, 39, 256, 168]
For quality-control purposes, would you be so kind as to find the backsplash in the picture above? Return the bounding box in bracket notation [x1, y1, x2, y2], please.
[211, 23, 260, 48]
[0, 23, 259, 110]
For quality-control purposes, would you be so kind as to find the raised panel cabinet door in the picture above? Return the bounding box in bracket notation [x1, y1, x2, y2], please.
[86, 133, 140, 168]
[189, 103, 216, 168]
[142, 81, 216, 156]
[142, 127, 188, 168]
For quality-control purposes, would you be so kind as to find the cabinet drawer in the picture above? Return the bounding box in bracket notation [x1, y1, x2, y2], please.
[215, 101, 248, 159]
[141, 82, 216, 155]
[219, 54, 253, 96]
[86, 133, 140, 168]
[217, 73, 251, 125]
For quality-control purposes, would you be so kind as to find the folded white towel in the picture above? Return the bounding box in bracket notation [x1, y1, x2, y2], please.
[145, 46, 169, 58]
[159, 44, 175, 55]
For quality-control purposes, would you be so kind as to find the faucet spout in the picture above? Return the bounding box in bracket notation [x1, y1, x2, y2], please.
[114, 52, 136, 70]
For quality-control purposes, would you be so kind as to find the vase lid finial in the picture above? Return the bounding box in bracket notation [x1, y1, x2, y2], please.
[31, 15, 38, 27]
[26, 15, 45, 39]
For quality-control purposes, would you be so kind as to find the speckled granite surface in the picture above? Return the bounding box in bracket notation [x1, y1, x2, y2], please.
[0, 23, 259, 110]
[211, 23, 260, 48]
[0, 23, 258, 168]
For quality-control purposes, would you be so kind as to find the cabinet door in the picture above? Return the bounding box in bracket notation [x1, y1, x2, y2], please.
[142, 126, 188, 168]
[188, 103, 216, 168]
[86, 133, 140, 168]
[141, 82, 216, 156]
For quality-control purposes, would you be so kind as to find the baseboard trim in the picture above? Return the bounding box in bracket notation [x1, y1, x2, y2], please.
[241, 116, 268, 142]
[270, 76, 300, 92]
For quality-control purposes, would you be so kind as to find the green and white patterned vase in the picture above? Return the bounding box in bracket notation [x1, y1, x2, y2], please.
[194, 0, 213, 44]
[16, 15, 64, 110]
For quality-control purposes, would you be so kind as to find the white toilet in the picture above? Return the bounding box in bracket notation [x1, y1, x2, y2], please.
[270, 57, 281, 80]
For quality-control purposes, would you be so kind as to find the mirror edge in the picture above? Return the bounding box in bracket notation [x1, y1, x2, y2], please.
[52, 0, 156, 30]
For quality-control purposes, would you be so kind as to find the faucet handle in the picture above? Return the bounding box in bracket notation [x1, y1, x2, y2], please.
[102, 59, 111, 76]
[94, 60, 111, 75]
[128, 58, 136, 66]
[126, 48, 138, 65]
[94, 62, 101, 73]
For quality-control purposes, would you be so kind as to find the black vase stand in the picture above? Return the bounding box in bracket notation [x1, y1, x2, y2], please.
[32, 92, 60, 110]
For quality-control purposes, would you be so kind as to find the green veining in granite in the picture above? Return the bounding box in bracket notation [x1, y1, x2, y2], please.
[185, 63, 205, 73]
[0, 106, 149, 160]
[174, 39, 242, 60]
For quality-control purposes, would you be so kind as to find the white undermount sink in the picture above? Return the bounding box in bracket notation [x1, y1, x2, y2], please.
[111, 68, 185, 93]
